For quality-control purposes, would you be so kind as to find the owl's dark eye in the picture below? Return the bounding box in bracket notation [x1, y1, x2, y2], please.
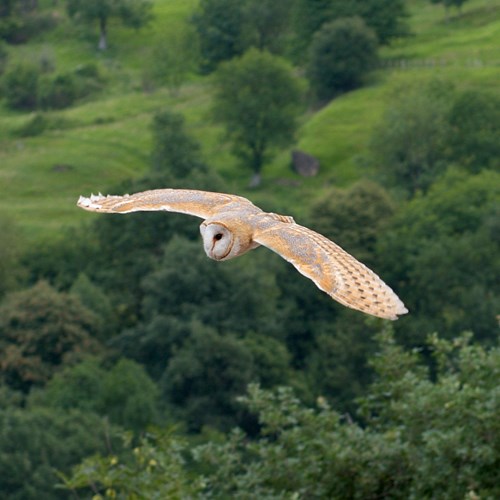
[214, 233, 223, 241]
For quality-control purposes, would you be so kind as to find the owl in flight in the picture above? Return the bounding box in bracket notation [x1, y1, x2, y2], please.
[77, 189, 408, 320]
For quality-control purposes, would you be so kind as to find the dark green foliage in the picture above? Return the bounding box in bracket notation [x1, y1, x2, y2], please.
[0, 407, 118, 500]
[162, 326, 254, 431]
[66, 332, 500, 498]
[370, 80, 453, 195]
[151, 109, 205, 178]
[62, 431, 202, 498]
[310, 180, 395, 267]
[191, 0, 245, 73]
[69, 273, 115, 339]
[242, 0, 292, 54]
[1, 60, 39, 109]
[37, 65, 103, 109]
[213, 48, 302, 184]
[292, 0, 407, 58]
[113, 237, 282, 376]
[38, 72, 77, 109]
[66, 0, 153, 50]
[0, 0, 57, 44]
[305, 323, 378, 411]
[0, 281, 102, 392]
[31, 357, 160, 432]
[345, 0, 409, 44]
[378, 169, 500, 345]
[447, 90, 500, 172]
[292, 0, 334, 54]
[307, 17, 378, 100]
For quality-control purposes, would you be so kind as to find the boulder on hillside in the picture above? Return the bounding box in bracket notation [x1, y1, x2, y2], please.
[291, 150, 320, 177]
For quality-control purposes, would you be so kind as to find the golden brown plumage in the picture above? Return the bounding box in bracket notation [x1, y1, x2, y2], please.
[77, 189, 408, 320]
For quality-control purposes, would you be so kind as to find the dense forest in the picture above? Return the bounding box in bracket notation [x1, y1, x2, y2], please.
[0, 0, 499, 498]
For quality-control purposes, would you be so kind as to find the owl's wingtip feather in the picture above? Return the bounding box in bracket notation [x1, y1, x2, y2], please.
[77, 193, 107, 211]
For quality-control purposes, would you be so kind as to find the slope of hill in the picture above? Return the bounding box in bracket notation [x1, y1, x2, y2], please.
[0, 0, 498, 243]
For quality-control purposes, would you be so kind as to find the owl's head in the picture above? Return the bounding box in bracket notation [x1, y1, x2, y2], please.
[200, 222, 238, 261]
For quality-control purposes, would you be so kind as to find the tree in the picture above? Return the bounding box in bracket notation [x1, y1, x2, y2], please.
[191, 0, 245, 73]
[162, 326, 254, 431]
[150, 109, 206, 178]
[65, 330, 500, 498]
[447, 90, 500, 172]
[242, 0, 292, 54]
[344, 0, 409, 45]
[307, 17, 378, 100]
[31, 357, 160, 432]
[0, 281, 101, 391]
[0, 407, 118, 500]
[66, 0, 152, 50]
[213, 48, 302, 186]
[370, 79, 453, 195]
[292, 0, 407, 59]
[377, 169, 500, 345]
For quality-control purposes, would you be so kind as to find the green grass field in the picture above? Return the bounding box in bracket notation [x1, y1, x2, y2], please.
[1, 0, 499, 244]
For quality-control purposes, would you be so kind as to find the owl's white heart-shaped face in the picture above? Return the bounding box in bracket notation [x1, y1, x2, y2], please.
[200, 222, 236, 261]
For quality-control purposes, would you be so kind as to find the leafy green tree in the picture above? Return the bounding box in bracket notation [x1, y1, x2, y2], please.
[30, 357, 160, 432]
[370, 79, 453, 195]
[292, 0, 407, 58]
[242, 0, 292, 54]
[0, 407, 118, 500]
[66, 0, 153, 50]
[162, 326, 254, 431]
[70, 272, 115, 340]
[64, 331, 500, 498]
[0, 281, 101, 391]
[307, 16, 378, 100]
[344, 0, 409, 45]
[191, 0, 245, 73]
[377, 169, 500, 345]
[150, 109, 206, 178]
[213, 48, 302, 186]
[447, 90, 500, 172]
[61, 431, 202, 498]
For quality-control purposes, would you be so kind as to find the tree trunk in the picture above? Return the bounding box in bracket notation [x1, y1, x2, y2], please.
[249, 144, 264, 187]
[248, 172, 261, 188]
[98, 16, 108, 50]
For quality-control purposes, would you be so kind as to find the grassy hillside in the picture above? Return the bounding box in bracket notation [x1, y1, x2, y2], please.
[1, 0, 499, 243]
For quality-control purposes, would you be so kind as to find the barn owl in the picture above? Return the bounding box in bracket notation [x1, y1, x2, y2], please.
[77, 189, 408, 320]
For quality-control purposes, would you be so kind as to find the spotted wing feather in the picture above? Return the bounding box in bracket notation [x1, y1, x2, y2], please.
[253, 221, 408, 320]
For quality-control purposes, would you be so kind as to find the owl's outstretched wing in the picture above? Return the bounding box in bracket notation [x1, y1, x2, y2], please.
[77, 189, 253, 219]
[253, 220, 408, 320]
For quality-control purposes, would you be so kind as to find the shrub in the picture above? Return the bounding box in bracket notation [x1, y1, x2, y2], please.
[38, 72, 78, 109]
[1, 61, 40, 110]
